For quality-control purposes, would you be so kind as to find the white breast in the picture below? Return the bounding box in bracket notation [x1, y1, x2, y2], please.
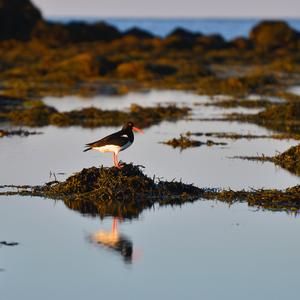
[93, 145, 121, 154]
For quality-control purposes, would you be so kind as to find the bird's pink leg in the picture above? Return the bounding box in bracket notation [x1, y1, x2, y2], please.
[112, 217, 118, 233]
[113, 153, 123, 169]
[113, 153, 119, 168]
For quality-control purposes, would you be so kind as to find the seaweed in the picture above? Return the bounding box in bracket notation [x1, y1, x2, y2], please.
[5, 103, 190, 128]
[186, 131, 300, 140]
[1, 165, 300, 216]
[226, 101, 300, 136]
[204, 98, 272, 108]
[233, 144, 300, 176]
[0, 128, 42, 137]
[5, 164, 203, 219]
[203, 186, 300, 212]
[161, 134, 227, 149]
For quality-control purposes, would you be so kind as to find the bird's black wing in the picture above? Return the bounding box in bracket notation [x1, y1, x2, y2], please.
[83, 130, 129, 152]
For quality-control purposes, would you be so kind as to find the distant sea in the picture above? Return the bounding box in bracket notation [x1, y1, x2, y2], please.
[48, 17, 300, 40]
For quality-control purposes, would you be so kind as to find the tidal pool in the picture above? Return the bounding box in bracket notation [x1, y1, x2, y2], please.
[1, 196, 300, 300]
[0, 90, 299, 299]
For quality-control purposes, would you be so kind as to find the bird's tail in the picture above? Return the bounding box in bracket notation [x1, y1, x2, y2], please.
[83, 146, 92, 152]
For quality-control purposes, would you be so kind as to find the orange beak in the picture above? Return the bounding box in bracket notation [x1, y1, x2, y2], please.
[133, 127, 144, 134]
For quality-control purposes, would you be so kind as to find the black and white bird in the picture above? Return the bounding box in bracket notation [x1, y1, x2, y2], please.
[83, 121, 144, 169]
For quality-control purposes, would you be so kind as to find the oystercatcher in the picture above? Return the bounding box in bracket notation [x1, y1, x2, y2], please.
[83, 121, 144, 169]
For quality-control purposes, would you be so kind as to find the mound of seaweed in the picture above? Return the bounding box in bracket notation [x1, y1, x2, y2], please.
[232, 144, 300, 177]
[204, 185, 300, 212]
[273, 144, 300, 176]
[162, 134, 226, 149]
[5, 103, 189, 128]
[37, 164, 203, 219]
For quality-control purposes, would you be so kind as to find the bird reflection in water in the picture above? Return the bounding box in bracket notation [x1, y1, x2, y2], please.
[90, 217, 136, 264]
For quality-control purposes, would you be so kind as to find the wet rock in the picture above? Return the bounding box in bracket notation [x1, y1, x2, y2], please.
[163, 27, 200, 50]
[196, 34, 227, 50]
[65, 21, 121, 42]
[145, 63, 177, 76]
[249, 21, 300, 51]
[97, 56, 119, 76]
[167, 27, 201, 39]
[123, 27, 154, 39]
[230, 37, 253, 50]
[0, 0, 43, 41]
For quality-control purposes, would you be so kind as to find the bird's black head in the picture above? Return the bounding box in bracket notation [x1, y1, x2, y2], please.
[123, 121, 134, 130]
[122, 122, 144, 134]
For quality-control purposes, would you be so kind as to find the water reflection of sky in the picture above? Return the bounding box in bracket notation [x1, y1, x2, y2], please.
[1, 90, 299, 189]
[1, 90, 300, 299]
[1, 196, 300, 300]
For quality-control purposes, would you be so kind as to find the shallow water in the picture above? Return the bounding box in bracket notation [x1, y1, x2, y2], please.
[1, 90, 299, 299]
[4, 90, 298, 189]
[288, 85, 300, 96]
[1, 196, 300, 300]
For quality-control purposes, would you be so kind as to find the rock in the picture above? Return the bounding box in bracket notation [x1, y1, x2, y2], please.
[196, 34, 227, 50]
[230, 37, 253, 50]
[96, 56, 119, 76]
[145, 63, 177, 76]
[65, 21, 121, 42]
[0, 0, 43, 40]
[167, 27, 201, 39]
[249, 21, 300, 51]
[123, 27, 154, 39]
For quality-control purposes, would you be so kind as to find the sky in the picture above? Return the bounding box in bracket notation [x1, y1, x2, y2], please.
[32, 0, 300, 18]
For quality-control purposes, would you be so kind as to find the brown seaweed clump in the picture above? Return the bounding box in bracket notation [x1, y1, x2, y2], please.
[5, 103, 189, 128]
[227, 101, 300, 136]
[162, 134, 226, 149]
[0, 129, 41, 137]
[273, 144, 300, 176]
[233, 144, 300, 177]
[35, 164, 203, 219]
[204, 185, 300, 212]
[186, 131, 300, 140]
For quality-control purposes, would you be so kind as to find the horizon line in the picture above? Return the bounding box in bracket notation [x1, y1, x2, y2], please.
[45, 15, 300, 20]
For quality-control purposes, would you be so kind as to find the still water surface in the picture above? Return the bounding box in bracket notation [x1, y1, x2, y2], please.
[0, 90, 299, 299]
